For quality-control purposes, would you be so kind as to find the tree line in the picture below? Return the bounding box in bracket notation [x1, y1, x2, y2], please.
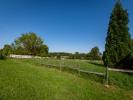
[0, 33, 102, 60]
[48, 47, 102, 60]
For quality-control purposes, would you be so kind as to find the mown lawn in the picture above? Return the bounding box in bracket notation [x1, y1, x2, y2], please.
[0, 59, 133, 100]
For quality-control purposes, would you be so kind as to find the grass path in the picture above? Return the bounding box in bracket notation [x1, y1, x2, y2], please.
[0, 59, 133, 100]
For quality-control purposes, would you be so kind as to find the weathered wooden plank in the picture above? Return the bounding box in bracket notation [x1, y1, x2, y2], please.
[108, 68, 133, 73]
[79, 69, 105, 76]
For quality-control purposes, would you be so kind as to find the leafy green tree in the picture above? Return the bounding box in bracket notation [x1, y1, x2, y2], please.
[74, 52, 81, 59]
[14, 46, 28, 55]
[38, 45, 49, 57]
[2, 44, 13, 56]
[103, 0, 133, 68]
[14, 32, 48, 56]
[0, 49, 6, 60]
[88, 46, 101, 60]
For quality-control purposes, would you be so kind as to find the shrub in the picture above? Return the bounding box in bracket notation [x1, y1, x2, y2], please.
[118, 53, 133, 70]
[0, 51, 6, 60]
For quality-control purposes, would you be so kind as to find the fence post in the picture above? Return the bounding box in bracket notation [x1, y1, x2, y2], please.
[78, 63, 80, 76]
[105, 65, 109, 87]
[47, 59, 49, 68]
[60, 61, 61, 72]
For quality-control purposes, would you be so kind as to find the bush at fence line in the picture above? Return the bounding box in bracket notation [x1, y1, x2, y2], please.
[118, 53, 133, 70]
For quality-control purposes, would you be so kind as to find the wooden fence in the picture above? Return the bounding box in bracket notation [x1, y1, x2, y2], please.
[39, 63, 105, 76]
[38, 60, 133, 86]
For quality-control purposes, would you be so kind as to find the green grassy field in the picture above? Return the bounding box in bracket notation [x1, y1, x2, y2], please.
[0, 59, 133, 100]
[20, 58, 133, 90]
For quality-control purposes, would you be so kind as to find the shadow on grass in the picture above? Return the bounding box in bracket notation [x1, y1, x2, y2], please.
[88, 62, 105, 67]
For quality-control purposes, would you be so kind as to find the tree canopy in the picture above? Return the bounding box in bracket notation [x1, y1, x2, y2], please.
[2, 44, 13, 56]
[87, 46, 101, 60]
[14, 32, 49, 56]
[2, 32, 49, 57]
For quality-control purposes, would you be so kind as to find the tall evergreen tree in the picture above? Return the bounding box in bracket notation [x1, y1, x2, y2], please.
[103, 0, 133, 68]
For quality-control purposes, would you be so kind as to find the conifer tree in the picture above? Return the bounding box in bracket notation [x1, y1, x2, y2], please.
[103, 0, 133, 68]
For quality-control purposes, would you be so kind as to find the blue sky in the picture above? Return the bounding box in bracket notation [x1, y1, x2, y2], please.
[0, 0, 133, 53]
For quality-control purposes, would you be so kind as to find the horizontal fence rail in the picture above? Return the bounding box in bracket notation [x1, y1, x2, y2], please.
[108, 68, 133, 73]
[79, 69, 105, 76]
[39, 63, 105, 76]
